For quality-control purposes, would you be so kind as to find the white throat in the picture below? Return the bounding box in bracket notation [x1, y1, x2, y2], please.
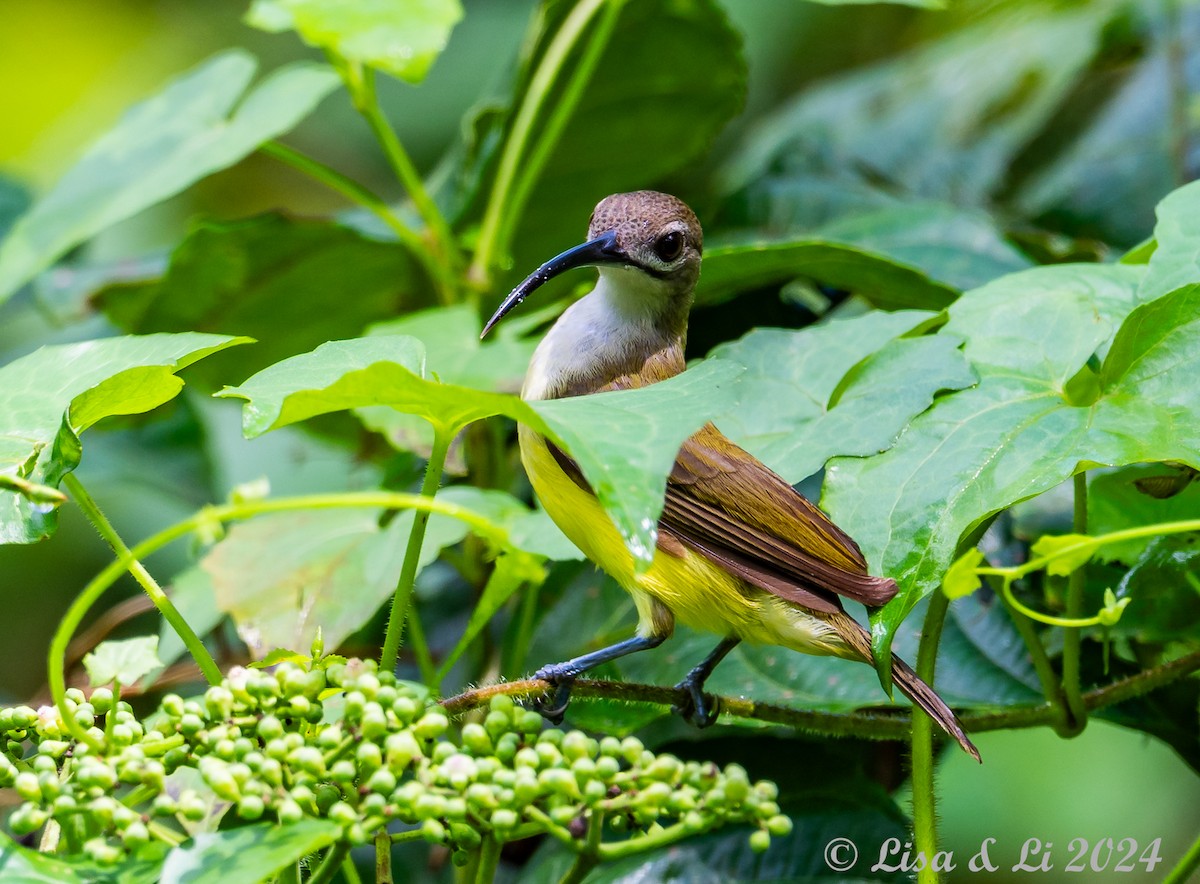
[522, 267, 675, 402]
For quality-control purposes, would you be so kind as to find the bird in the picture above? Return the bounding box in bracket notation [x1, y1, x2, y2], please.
[481, 191, 979, 761]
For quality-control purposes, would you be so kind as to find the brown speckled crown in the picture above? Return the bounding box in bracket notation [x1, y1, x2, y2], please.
[587, 191, 703, 255]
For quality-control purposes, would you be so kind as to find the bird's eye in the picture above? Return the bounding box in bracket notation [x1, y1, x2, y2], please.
[653, 230, 684, 262]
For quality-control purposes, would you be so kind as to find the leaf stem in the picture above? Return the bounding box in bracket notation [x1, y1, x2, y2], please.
[63, 474, 221, 684]
[469, 0, 613, 286]
[351, 68, 461, 303]
[380, 426, 452, 676]
[474, 834, 502, 884]
[376, 830, 394, 884]
[308, 842, 350, 884]
[49, 490, 510, 753]
[1162, 827, 1200, 884]
[911, 591, 947, 884]
[996, 587, 1074, 737]
[1059, 472, 1089, 736]
[259, 140, 455, 301]
[560, 811, 604, 884]
[597, 818, 703, 861]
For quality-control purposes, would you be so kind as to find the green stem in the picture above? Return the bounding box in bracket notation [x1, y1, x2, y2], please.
[911, 591, 948, 884]
[597, 819, 702, 861]
[380, 426, 452, 674]
[376, 830, 393, 884]
[1059, 472, 1088, 736]
[351, 69, 461, 303]
[278, 861, 301, 884]
[342, 853, 364, 884]
[470, 0, 612, 285]
[405, 604, 438, 689]
[308, 842, 350, 884]
[559, 811, 604, 884]
[997, 590, 1074, 737]
[474, 834, 503, 884]
[49, 490, 506, 753]
[1162, 828, 1200, 884]
[63, 473, 222, 685]
[104, 679, 119, 746]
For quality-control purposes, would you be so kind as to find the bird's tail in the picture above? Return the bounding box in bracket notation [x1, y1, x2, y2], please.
[890, 653, 981, 762]
[828, 612, 981, 762]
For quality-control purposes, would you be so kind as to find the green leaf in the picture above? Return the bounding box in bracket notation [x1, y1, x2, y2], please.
[719, 5, 1107, 207]
[1140, 180, 1200, 303]
[943, 548, 984, 600]
[359, 305, 535, 460]
[0, 174, 30, 243]
[82, 636, 162, 688]
[0, 333, 249, 544]
[1030, 533, 1099, 576]
[158, 819, 339, 884]
[436, 550, 544, 680]
[824, 263, 1172, 660]
[219, 336, 745, 561]
[709, 310, 974, 481]
[696, 238, 957, 311]
[94, 214, 431, 389]
[195, 507, 461, 659]
[246, 0, 464, 83]
[1110, 534, 1200, 642]
[0, 831, 166, 884]
[1089, 465, 1200, 564]
[0, 51, 338, 304]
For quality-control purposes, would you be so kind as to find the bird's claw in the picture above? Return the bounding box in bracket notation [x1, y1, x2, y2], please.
[672, 678, 721, 728]
[532, 665, 576, 725]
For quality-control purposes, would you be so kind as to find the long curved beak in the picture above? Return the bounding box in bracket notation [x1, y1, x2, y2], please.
[480, 230, 624, 339]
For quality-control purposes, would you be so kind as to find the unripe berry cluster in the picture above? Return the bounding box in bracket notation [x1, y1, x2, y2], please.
[1, 659, 790, 866]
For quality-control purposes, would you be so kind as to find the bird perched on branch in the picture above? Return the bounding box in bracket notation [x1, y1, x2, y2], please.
[481, 190, 979, 761]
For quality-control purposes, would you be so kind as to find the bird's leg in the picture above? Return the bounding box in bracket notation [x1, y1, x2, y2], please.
[531, 634, 667, 724]
[673, 637, 741, 728]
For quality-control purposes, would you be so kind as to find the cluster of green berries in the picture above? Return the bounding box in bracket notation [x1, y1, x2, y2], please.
[1, 658, 790, 865]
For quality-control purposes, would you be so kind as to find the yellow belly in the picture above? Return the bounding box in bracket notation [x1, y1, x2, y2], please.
[519, 426, 845, 655]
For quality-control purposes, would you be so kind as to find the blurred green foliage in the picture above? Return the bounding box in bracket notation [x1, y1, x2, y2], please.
[2, 0, 1200, 881]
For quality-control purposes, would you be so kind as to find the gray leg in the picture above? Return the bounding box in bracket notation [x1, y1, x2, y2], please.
[533, 634, 667, 723]
[673, 637, 741, 727]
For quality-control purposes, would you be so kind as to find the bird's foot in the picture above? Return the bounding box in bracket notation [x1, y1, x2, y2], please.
[672, 675, 721, 728]
[531, 663, 578, 725]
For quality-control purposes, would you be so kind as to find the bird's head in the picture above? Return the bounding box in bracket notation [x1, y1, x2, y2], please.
[481, 191, 703, 338]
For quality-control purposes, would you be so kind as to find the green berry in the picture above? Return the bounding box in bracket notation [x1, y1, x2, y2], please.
[750, 829, 771, 853]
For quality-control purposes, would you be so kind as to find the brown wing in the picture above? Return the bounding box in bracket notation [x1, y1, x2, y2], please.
[662, 423, 897, 610]
[546, 421, 897, 613]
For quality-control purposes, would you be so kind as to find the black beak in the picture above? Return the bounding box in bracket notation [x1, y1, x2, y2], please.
[480, 230, 624, 339]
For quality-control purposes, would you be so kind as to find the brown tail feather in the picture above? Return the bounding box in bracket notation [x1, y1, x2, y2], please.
[826, 612, 981, 762]
[891, 653, 981, 762]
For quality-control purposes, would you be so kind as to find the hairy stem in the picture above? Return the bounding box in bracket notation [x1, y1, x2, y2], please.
[911, 592, 948, 884]
[442, 648, 1200, 743]
[63, 474, 221, 685]
[380, 427, 452, 675]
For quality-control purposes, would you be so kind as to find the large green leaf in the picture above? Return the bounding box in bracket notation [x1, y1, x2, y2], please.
[94, 214, 431, 388]
[0, 175, 30, 243]
[708, 310, 974, 481]
[247, 0, 463, 83]
[824, 265, 1200, 662]
[719, 4, 1108, 207]
[0, 51, 338, 304]
[0, 333, 249, 544]
[158, 819, 339, 884]
[0, 832, 166, 884]
[359, 305, 535, 461]
[1110, 534, 1200, 643]
[1088, 465, 1200, 564]
[83, 636, 162, 688]
[1138, 179, 1200, 303]
[218, 336, 744, 561]
[696, 204, 1031, 311]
